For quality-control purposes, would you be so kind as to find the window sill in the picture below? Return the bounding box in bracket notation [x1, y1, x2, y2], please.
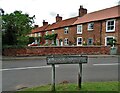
[88, 29, 94, 31]
[77, 33, 82, 34]
[106, 30, 115, 33]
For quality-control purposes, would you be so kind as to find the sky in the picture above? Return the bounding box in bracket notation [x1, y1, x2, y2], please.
[0, 0, 119, 26]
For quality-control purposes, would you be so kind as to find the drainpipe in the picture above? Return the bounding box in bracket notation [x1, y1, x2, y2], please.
[100, 21, 102, 46]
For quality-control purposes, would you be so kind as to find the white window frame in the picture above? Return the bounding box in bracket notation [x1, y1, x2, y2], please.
[52, 40, 54, 45]
[106, 19, 115, 32]
[64, 38, 69, 45]
[45, 40, 48, 44]
[46, 31, 48, 35]
[38, 33, 41, 37]
[64, 27, 69, 34]
[30, 34, 33, 37]
[35, 33, 37, 37]
[105, 36, 115, 46]
[77, 25, 82, 34]
[77, 37, 82, 46]
[52, 30, 55, 34]
[88, 22, 94, 30]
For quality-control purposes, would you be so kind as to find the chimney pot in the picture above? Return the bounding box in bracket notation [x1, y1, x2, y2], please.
[80, 5, 83, 9]
[43, 20, 48, 26]
[57, 14, 59, 16]
[34, 25, 38, 28]
[56, 14, 62, 22]
[79, 5, 87, 17]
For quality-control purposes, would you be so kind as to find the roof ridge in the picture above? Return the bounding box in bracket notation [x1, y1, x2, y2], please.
[88, 5, 119, 15]
[73, 5, 119, 25]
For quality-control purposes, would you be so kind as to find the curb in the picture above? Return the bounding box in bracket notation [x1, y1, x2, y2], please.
[2, 55, 119, 61]
[2, 56, 46, 61]
[87, 55, 119, 58]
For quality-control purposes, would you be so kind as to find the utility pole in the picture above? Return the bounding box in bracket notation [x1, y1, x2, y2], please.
[0, 7, 4, 93]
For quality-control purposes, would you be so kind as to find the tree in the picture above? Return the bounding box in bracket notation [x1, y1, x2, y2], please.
[2, 11, 35, 46]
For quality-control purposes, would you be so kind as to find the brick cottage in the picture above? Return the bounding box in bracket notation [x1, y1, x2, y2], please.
[30, 5, 120, 48]
[3, 5, 120, 56]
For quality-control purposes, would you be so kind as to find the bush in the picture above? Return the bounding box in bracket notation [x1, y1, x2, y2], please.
[17, 36, 30, 45]
[2, 45, 27, 49]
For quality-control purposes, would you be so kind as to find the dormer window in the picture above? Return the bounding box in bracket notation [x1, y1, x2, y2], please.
[64, 27, 69, 34]
[88, 22, 94, 30]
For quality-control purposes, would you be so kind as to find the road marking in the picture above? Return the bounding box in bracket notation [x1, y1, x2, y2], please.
[93, 63, 119, 66]
[0, 65, 59, 71]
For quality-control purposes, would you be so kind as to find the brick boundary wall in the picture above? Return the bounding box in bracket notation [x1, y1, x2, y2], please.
[2, 46, 111, 56]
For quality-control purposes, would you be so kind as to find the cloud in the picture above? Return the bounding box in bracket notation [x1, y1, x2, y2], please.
[69, 12, 77, 17]
[49, 12, 57, 17]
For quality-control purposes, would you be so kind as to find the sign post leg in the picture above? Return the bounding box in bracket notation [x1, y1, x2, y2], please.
[78, 63, 82, 89]
[52, 64, 55, 91]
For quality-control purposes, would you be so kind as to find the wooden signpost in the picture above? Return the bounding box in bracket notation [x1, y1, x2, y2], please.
[46, 55, 88, 91]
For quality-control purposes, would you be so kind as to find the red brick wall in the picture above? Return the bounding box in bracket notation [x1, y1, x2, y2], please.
[101, 18, 119, 46]
[77, 22, 101, 45]
[47, 26, 77, 45]
[118, 18, 120, 54]
[3, 46, 110, 56]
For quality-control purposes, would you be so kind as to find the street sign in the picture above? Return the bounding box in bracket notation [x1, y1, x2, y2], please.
[46, 55, 88, 91]
[47, 55, 88, 65]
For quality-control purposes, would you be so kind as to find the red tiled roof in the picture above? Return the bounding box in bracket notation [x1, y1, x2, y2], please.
[32, 5, 119, 33]
[32, 25, 49, 33]
[45, 17, 78, 31]
[74, 5, 120, 25]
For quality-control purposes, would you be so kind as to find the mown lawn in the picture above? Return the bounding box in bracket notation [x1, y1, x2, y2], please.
[16, 81, 119, 93]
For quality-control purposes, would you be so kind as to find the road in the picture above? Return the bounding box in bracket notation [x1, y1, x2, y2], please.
[2, 56, 119, 91]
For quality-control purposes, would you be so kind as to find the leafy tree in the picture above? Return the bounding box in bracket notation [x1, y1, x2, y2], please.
[2, 11, 35, 46]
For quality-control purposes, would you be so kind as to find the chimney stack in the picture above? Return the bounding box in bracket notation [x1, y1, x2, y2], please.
[43, 20, 48, 26]
[79, 5, 87, 17]
[34, 25, 39, 28]
[56, 14, 62, 22]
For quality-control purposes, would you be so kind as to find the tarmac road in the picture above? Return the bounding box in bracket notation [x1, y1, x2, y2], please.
[1, 55, 119, 91]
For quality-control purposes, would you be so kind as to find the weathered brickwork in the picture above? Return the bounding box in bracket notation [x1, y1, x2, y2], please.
[3, 46, 110, 56]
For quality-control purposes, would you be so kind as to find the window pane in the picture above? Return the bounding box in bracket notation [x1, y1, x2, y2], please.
[107, 26, 111, 30]
[77, 25, 82, 34]
[107, 37, 113, 45]
[88, 38, 93, 45]
[88, 23, 94, 30]
[111, 21, 114, 25]
[111, 26, 114, 30]
[106, 20, 115, 32]
[64, 38, 68, 45]
[108, 21, 111, 25]
[77, 38, 82, 45]
[64, 27, 68, 34]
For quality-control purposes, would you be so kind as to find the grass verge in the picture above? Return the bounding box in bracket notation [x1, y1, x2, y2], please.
[16, 81, 119, 92]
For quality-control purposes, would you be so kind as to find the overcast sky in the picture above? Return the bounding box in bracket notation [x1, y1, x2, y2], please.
[0, 0, 119, 26]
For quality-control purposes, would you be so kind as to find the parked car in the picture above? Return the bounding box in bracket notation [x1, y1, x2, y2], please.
[28, 42, 38, 46]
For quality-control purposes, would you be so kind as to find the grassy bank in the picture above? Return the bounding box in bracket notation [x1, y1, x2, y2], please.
[17, 81, 119, 92]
